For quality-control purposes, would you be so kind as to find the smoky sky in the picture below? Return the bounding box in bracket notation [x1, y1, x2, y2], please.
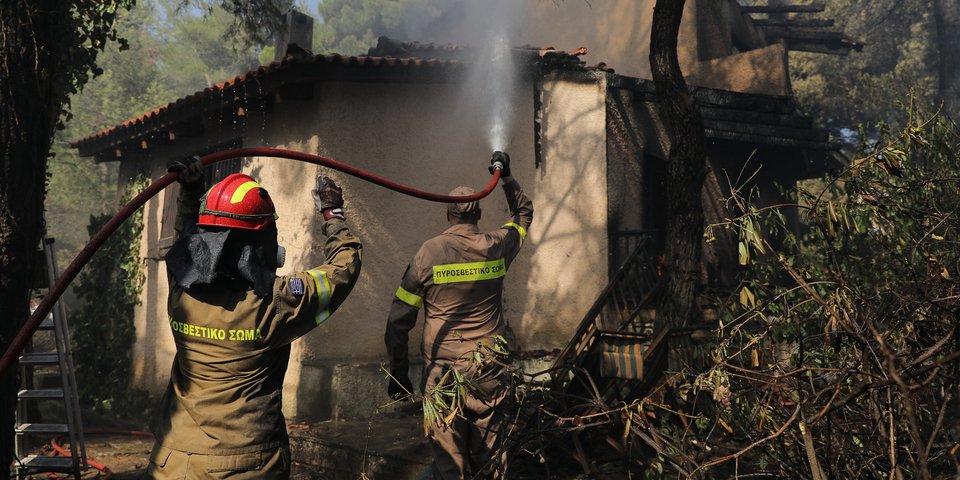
[408, 0, 530, 151]
[408, 0, 530, 46]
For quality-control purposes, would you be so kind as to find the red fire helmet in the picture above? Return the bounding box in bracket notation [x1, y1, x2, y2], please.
[197, 173, 277, 230]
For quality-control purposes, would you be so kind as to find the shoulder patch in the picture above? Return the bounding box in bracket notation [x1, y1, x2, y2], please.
[289, 277, 305, 297]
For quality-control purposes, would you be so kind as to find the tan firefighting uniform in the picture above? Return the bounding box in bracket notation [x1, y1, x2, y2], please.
[385, 178, 533, 480]
[147, 182, 362, 479]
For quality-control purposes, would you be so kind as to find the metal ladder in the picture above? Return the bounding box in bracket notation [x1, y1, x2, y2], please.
[15, 238, 87, 478]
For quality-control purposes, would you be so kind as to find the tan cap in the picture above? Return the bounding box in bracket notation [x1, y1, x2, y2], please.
[447, 186, 479, 216]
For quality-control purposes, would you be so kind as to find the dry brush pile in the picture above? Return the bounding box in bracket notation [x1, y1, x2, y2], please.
[499, 105, 960, 479]
[634, 104, 960, 478]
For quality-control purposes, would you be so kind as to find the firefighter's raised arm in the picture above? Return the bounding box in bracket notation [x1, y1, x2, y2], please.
[272, 177, 362, 342]
[309, 176, 362, 313]
[167, 157, 206, 238]
[491, 151, 534, 261]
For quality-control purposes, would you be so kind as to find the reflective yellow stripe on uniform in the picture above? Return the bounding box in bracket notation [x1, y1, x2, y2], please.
[395, 286, 423, 309]
[306, 270, 332, 325]
[433, 258, 506, 285]
[501, 222, 527, 242]
[230, 181, 261, 204]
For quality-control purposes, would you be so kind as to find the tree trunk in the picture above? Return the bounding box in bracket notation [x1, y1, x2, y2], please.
[0, 1, 63, 466]
[649, 0, 708, 335]
[935, 0, 960, 120]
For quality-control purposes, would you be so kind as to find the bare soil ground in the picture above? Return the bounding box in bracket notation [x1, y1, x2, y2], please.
[13, 395, 332, 478]
[15, 426, 335, 479]
[15, 429, 152, 479]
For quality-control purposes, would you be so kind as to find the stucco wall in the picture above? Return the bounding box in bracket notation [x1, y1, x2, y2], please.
[685, 44, 792, 96]
[525, 71, 609, 348]
[132, 195, 176, 393]
[123, 70, 609, 419]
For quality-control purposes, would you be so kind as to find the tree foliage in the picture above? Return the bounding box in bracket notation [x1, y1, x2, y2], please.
[49, 0, 267, 269]
[1, 0, 135, 467]
[1, 1, 137, 129]
[178, 0, 293, 44]
[0, 0, 319, 467]
[72, 178, 149, 415]
[789, 0, 939, 142]
[313, 0, 448, 55]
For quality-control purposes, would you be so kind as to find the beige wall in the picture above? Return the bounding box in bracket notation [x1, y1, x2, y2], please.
[685, 44, 792, 96]
[132, 201, 176, 394]
[525, 71, 609, 348]
[123, 71, 610, 418]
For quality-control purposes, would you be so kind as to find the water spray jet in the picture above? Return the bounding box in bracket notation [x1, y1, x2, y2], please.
[486, 30, 516, 152]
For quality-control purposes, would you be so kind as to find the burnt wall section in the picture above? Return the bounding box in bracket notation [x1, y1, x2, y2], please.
[606, 87, 652, 273]
[603, 71, 835, 291]
[604, 83, 739, 291]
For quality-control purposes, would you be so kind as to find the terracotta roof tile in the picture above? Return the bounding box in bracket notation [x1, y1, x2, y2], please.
[71, 40, 594, 152]
[70, 52, 469, 149]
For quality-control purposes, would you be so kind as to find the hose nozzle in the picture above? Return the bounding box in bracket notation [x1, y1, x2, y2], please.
[489, 151, 510, 176]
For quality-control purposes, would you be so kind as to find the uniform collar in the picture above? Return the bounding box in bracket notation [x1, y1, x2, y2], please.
[443, 223, 480, 235]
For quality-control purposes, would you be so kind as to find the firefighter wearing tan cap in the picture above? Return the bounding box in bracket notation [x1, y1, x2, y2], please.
[385, 151, 533, 479]
[147, 161, 362, 479]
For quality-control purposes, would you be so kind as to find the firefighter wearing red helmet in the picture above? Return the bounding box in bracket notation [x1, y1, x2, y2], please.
[147, 161, 361, 479]
[197, 173, 279, 230]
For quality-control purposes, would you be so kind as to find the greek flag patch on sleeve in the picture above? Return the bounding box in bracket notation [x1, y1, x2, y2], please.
[289, 278, 305, 297]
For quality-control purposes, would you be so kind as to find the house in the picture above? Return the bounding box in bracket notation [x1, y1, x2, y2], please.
[71, 0, 847, 421]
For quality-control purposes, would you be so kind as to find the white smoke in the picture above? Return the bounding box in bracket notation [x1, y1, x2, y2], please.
[396, 0, 526, 152]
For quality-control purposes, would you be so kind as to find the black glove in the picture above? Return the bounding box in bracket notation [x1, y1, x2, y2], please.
[488, 151, 511, 177]
[388, 368, 414, 401]
[313, 175, 345, 220]
[167, 156, 204, 185]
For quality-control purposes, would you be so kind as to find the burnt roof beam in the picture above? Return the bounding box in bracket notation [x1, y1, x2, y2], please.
[752, 18, 835, 28]
[605, 75, 799, 114]
[703, 119, 828, 142]
[699, 107, 814, 129]
[760, 27, 847, 41]
[705, 129, 840, 150]
[759, 27, 865, 54]
[784, 41, 861, 55]
[741, 2, 826, 14]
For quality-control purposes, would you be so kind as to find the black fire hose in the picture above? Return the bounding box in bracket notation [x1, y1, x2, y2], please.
[0, 147, 502, 377]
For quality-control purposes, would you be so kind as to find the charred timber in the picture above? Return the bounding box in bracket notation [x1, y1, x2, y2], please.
[760, 26, 863, 45]
[691, 87, 797, 115]
[704, 129, 840, 150]
[702, 119, 828, 142]
[698, 107, 814, 129]
[759, 26, 866, 54]
[741, 2, 826, 13]
[786, 41, 859, 55]
[605, 75, 799, 115]
[752, 18, 835, 28]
